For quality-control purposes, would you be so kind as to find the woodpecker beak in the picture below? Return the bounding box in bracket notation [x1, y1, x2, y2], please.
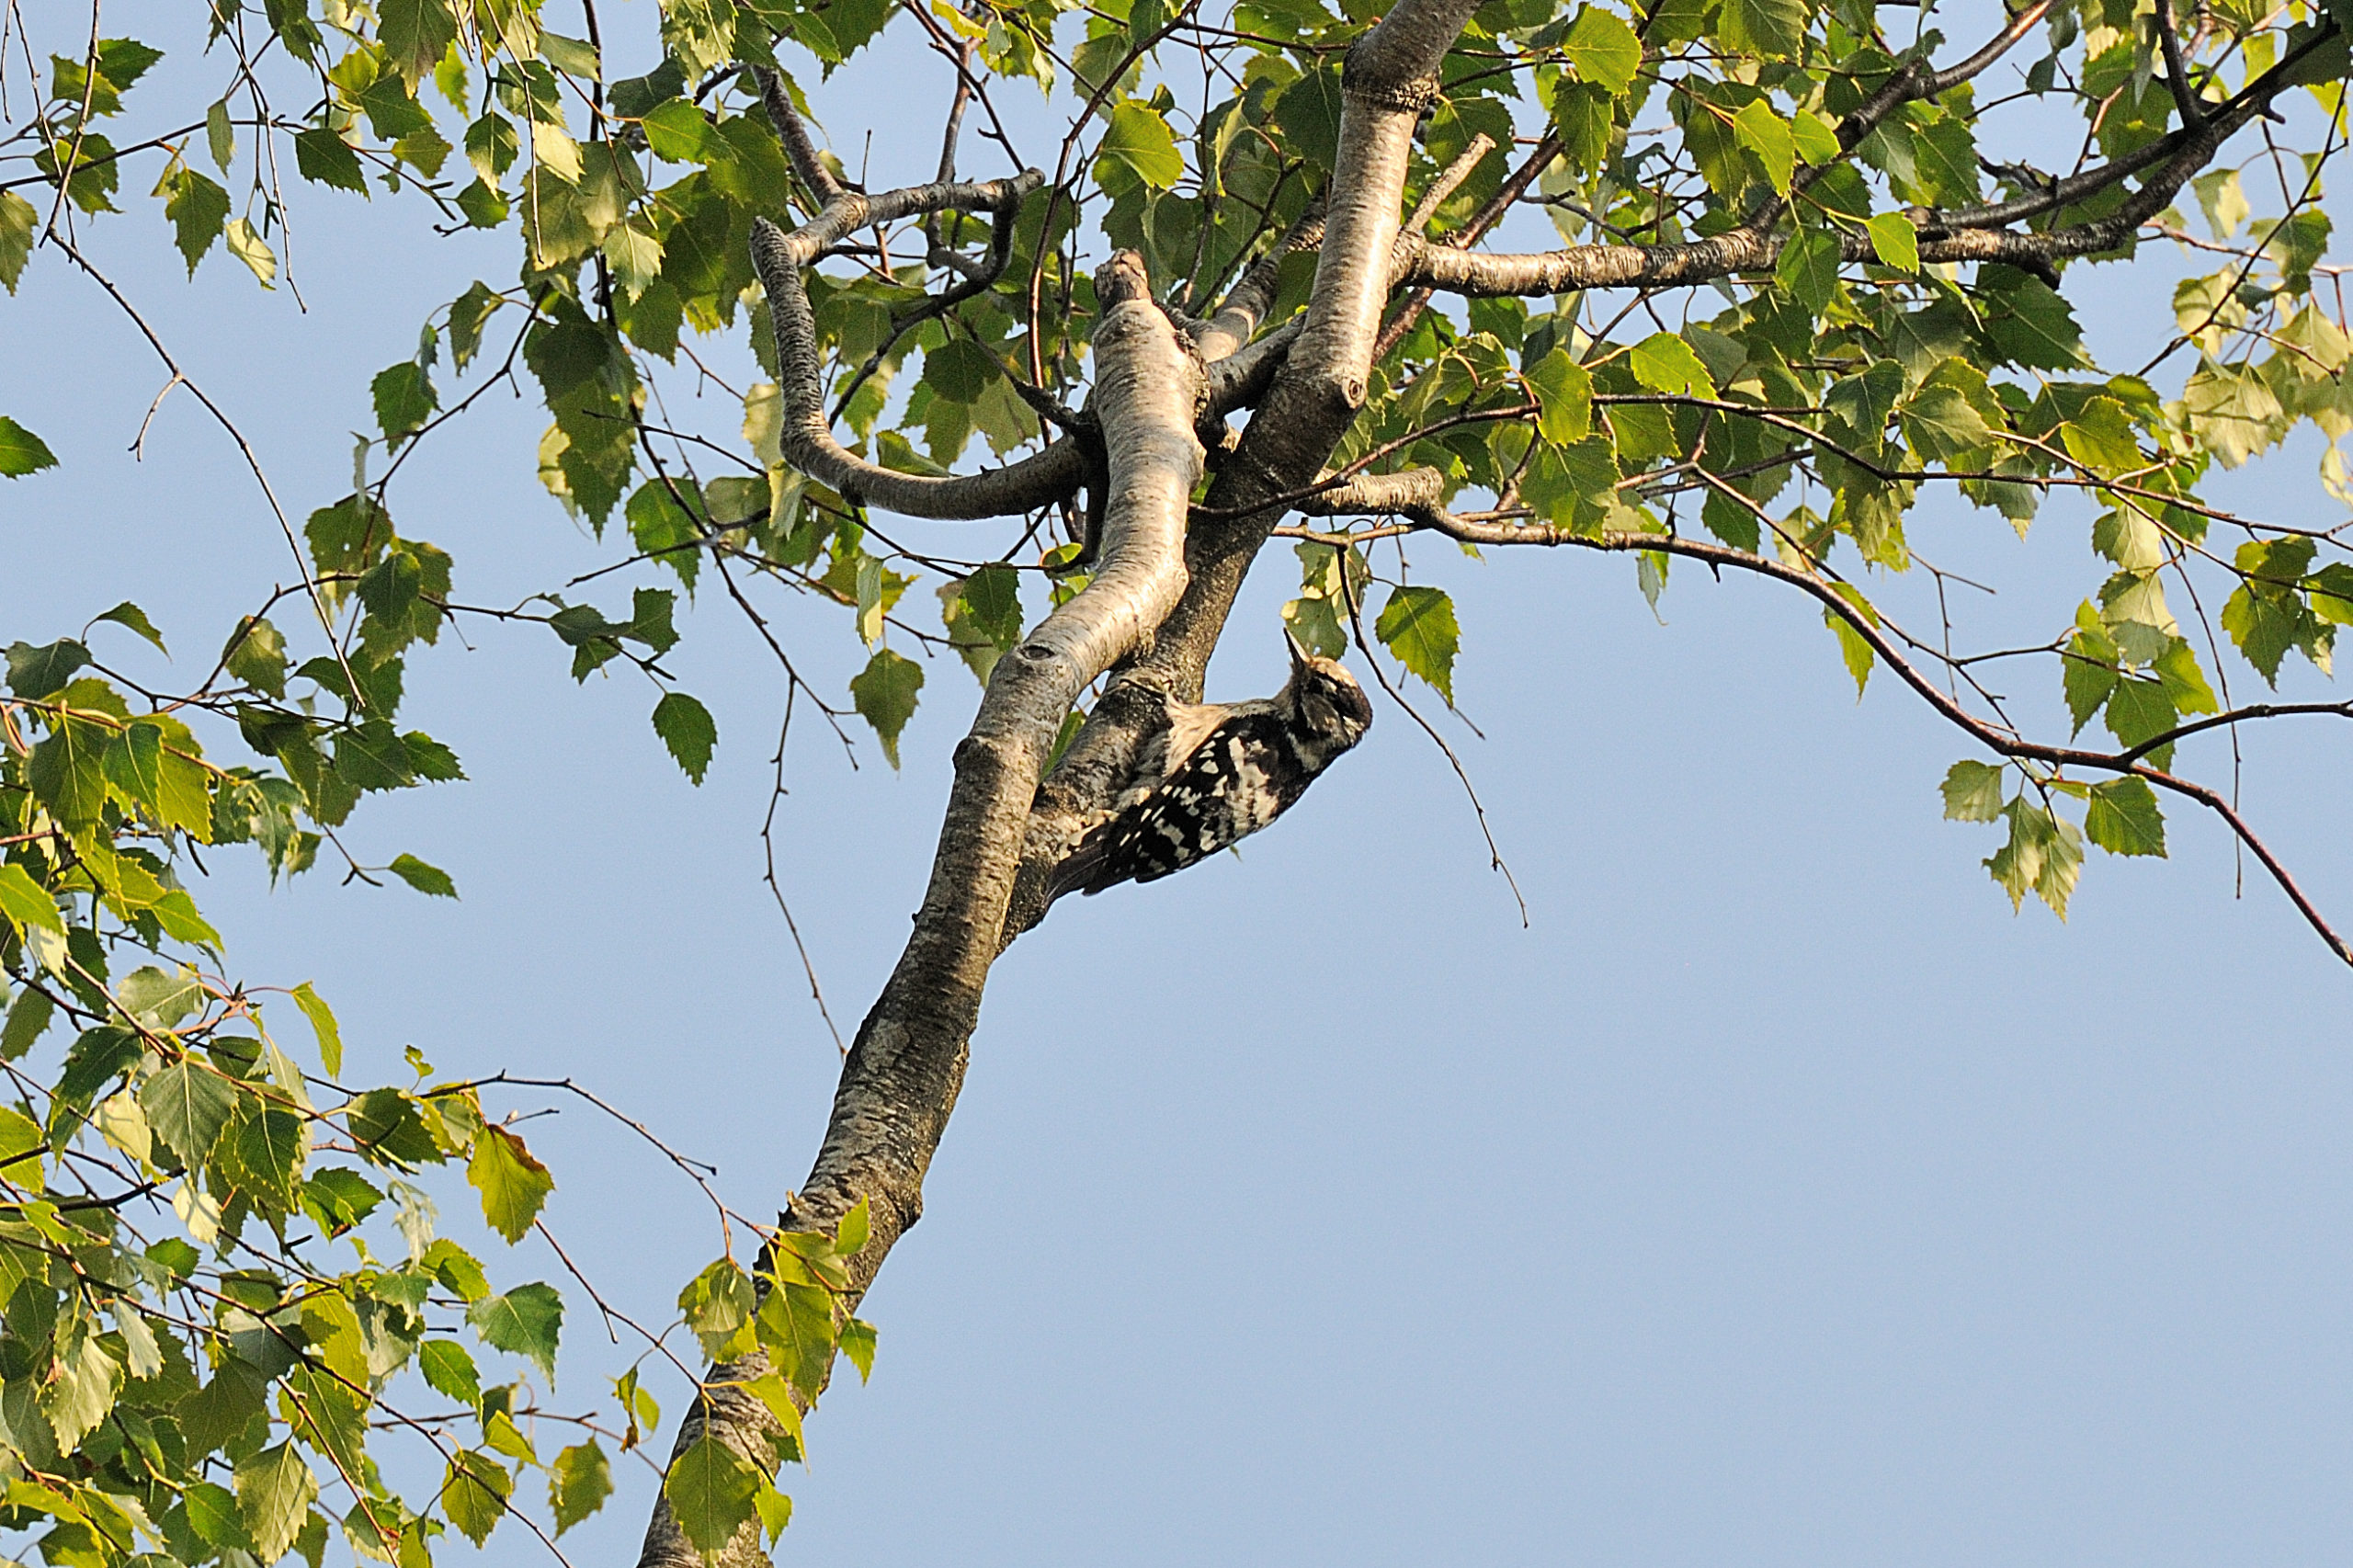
[1284, 628, 1312, 673]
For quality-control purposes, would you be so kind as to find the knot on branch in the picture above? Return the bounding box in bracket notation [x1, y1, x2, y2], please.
[1339, 52, 1439, 112]
[1097, 249, 1154, 307]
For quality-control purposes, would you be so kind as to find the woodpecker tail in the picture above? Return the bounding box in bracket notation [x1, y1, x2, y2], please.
[1041, 830, 1116, 907]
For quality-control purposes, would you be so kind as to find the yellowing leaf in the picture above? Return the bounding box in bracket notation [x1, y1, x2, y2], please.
[1732, 100, 1794, 195]
[223, 217, 276, 288]
[1864, 210, 1918, 272]
[290, 982, 342, 1076]
[0, 864, 63, 934]
[467, 1125, 554, 1244]
[1626, 332, 1717, 399]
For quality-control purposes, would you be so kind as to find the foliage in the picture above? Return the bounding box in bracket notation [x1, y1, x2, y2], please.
[6, 0, 2353, 1558]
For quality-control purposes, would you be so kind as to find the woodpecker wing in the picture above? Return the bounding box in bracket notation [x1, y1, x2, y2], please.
[1049, 710, 1311, 899]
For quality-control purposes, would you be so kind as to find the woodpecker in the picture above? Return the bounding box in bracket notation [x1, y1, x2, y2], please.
[1045, 632, 1374, 903]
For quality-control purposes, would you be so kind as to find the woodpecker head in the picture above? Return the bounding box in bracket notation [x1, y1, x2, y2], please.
[1282, 630, 1374, 756]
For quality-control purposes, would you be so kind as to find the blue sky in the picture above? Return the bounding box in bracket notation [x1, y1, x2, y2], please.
[6, 6, 2352, 1563]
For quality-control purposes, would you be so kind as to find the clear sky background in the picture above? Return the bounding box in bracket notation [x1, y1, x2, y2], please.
[6, 5, 2353, 1563]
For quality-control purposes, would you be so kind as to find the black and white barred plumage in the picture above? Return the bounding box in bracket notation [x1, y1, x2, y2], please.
[1045, 633, 1373, 903]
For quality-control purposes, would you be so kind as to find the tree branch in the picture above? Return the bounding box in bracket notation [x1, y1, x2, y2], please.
[1399, 16, 2333, 300]
[1294, 509, 2353, 969]
[634, 253, 1205, 1568]
[753, 64, 846, 202]
[2154, 0, 2208, 131]
[750, 173, 1103, 521]
[1193, 202, 1324, 362]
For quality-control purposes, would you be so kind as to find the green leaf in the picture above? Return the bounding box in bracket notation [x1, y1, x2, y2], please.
[1985, 798, 2084, 918]
[652, 691, 718, 784]
[1938, 760, 2005, 823]
[141, 1058, 240, 1172]
[422, 1238, 491, 1301]
[229, 1105, 306, 1202]
[371, 361, 438, 443]
[1824, 585, 1878, 695]
[0, 190, 35, 293]
[290, 982, 342, 1076]
[465, 112, 518, 185]
[0, 863, 63, 934]
[1790, 108, 1839, 165]
[540, 29, 601, 78]
[1, 988, 54, 1061]
[419, 1339, 482, 1407]
[834, 1196, 870, 1255]
[1731, 100, 1794, 195]
[234, 1443, 318, 1563]
[836, 1316, 877, 1381]
[756, 1279, 837, 1395]
[222, 616, 289, 698]
[2059, 396, 2140, 474]
[388, 853, 459, 898]
[1096, 102, 1184, 192]
[118, 963, 200, 1026]
[1282, 594, 1347, 660]
[850, 648, 924, 768]
[1716, 0, 1803, 57]
[40, 1328, 122, 1450]
[0, 1103, 44, 1188]
[1864, 211, 1918, 272]
[663, 1435, 762, 1556]
[293, 129, 368, 195]
[301, 1167, 382, 1233]
[2085, 777, 2166, 858]
[1561, 6, 1642, 93]
[753, 1478, 794, 1543]
[466, 1281, 563, 1381]
[1626, 332, 1716, 398]
[957, 565, 1025, 647]
[379, 0, 459, 86]
[89, 600, 166, 654]
[1775, 223, 1840, 313]
[0, 415, 59, 477]
[678, 1257, 757, 1359]
[1900, 385, 1993, 462]
[6, 638, 88, 697]
[440, 1449, 512, 1546]
[1374, 585, 1459, 701]
[1817, 609, 1872, 697]
[550, 1439, 613, 1535]
[162, 165, 231, 274]
[1527, 350, 1593, 445]
[206, 97, 234, 171]
[626, 476, 705, 590]
[468, 1125, 554, 1244]
[922, 337, 1000, 403]
[103, 721, 167, 817]
[182, 1480, 244, 1550]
